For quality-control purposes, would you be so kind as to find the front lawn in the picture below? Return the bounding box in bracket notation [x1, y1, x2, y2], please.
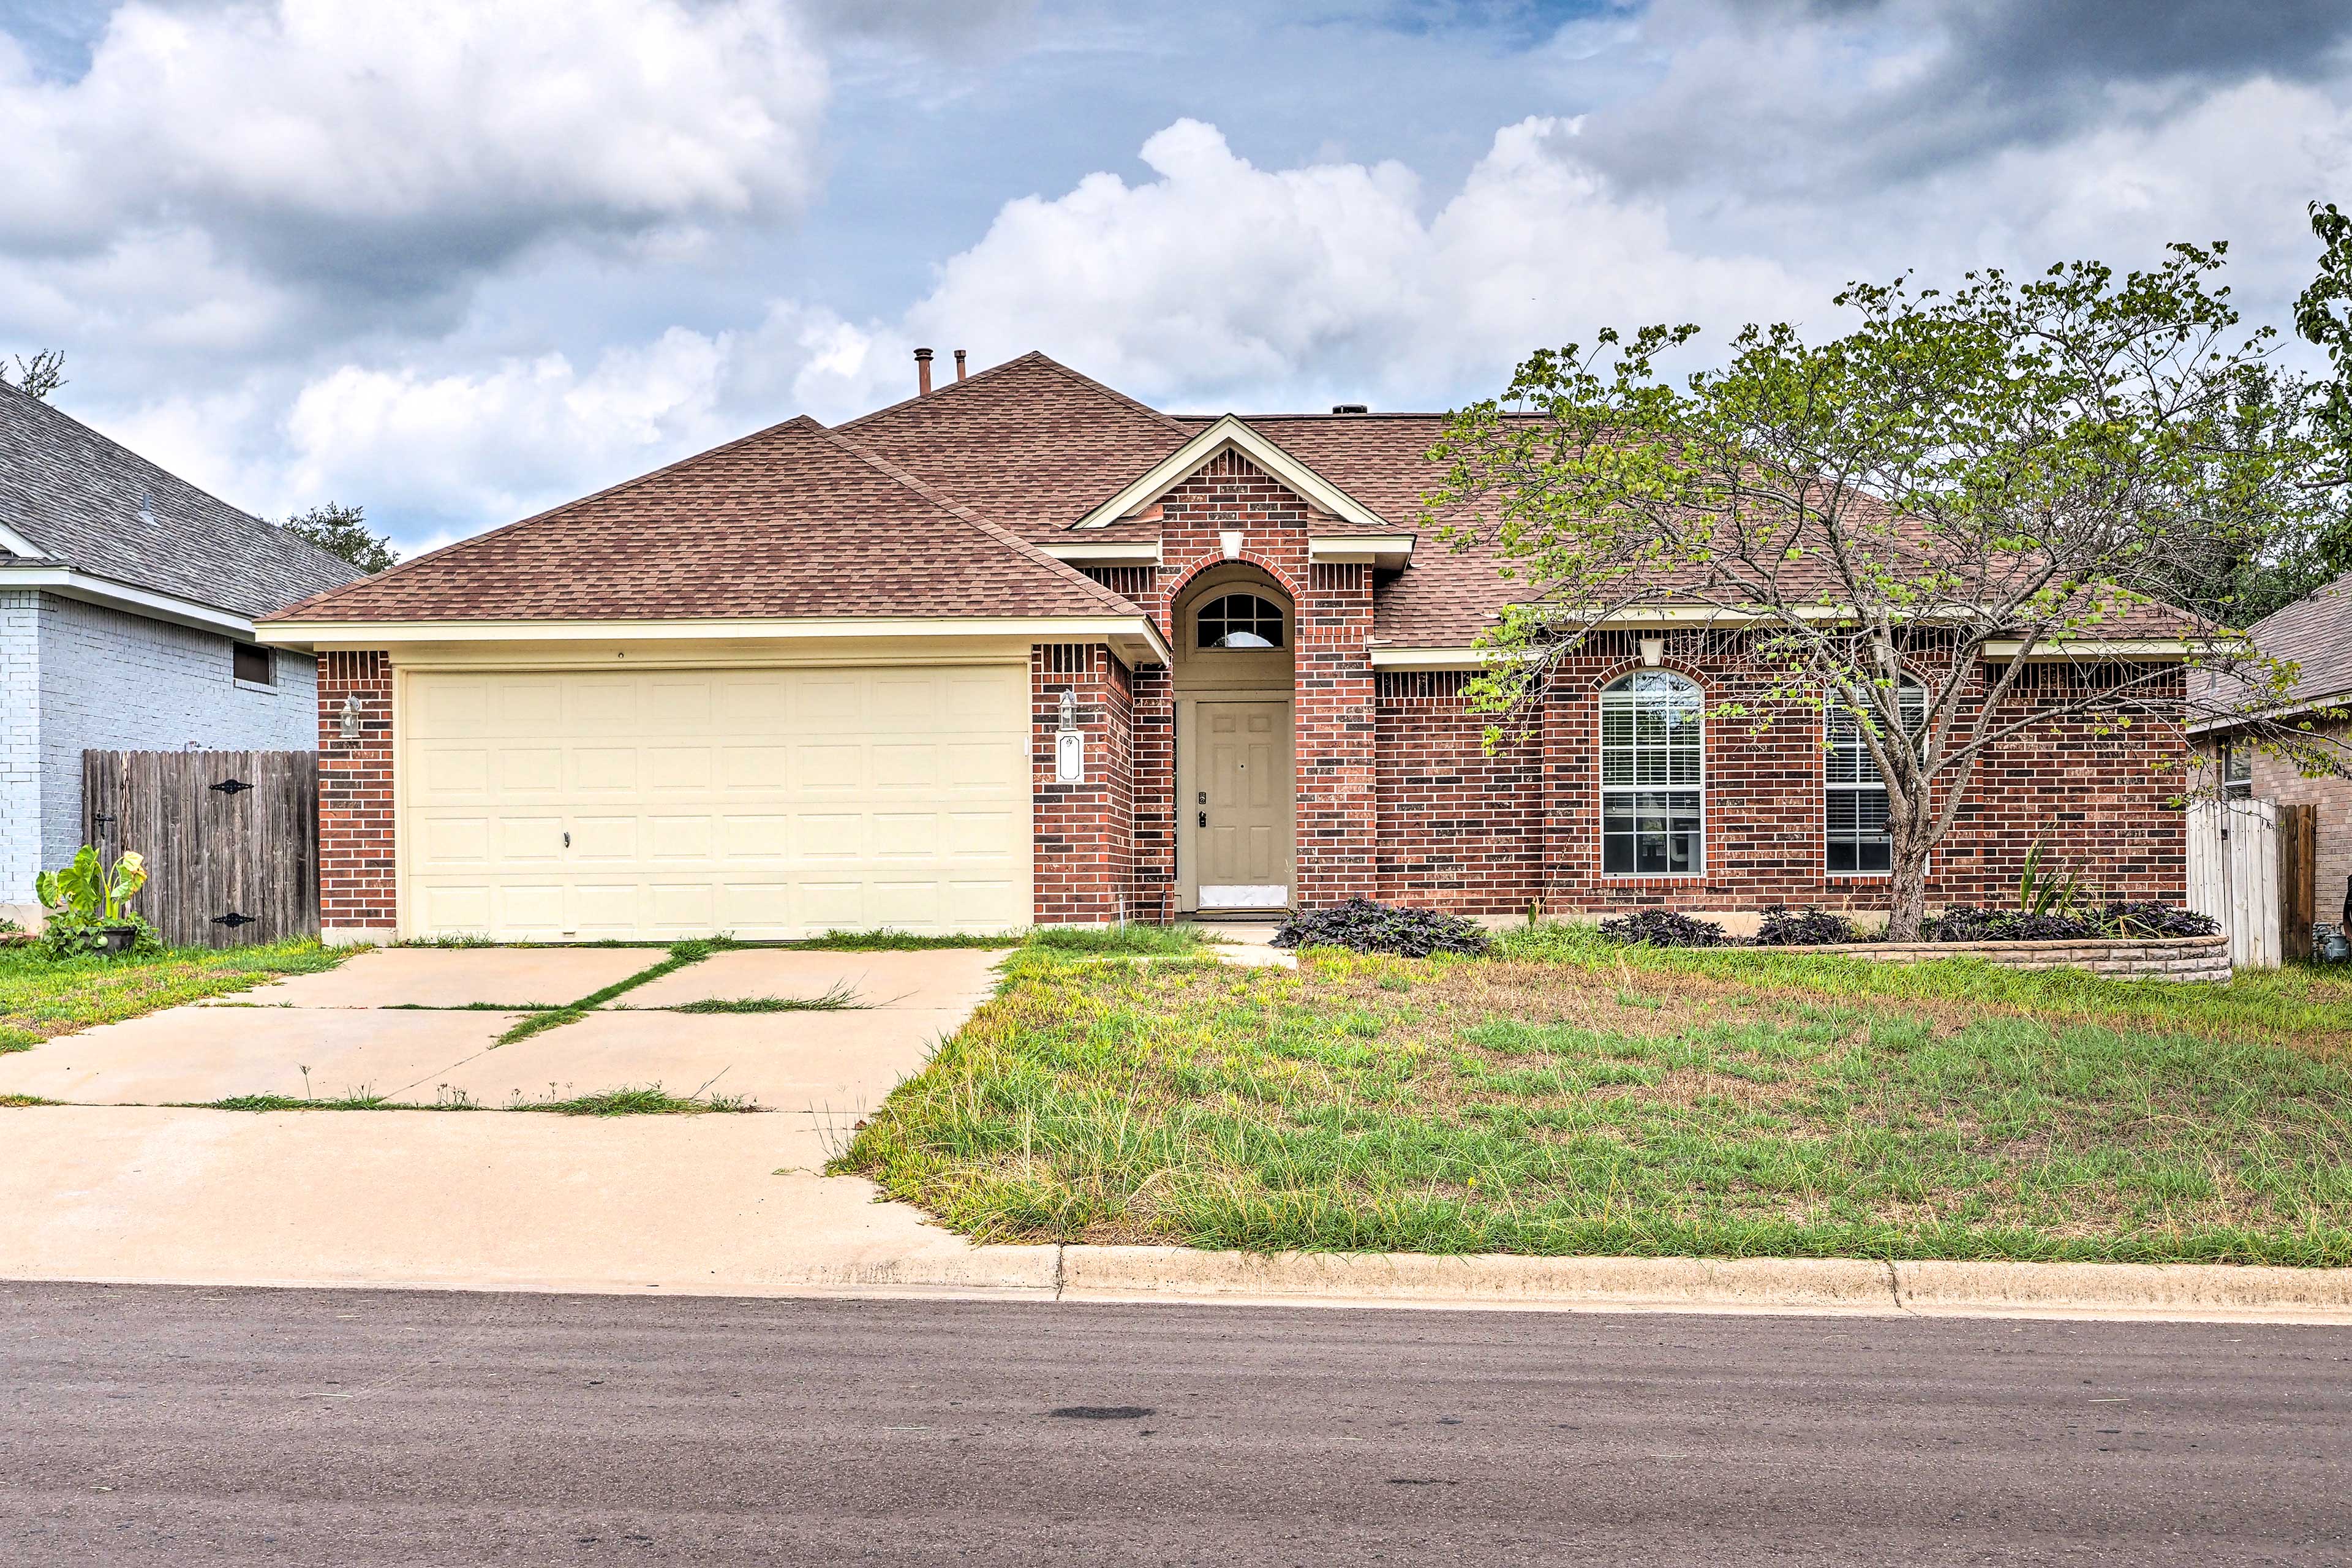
[837, 935, 2352, 1265]
[0, 938, 349, 1053]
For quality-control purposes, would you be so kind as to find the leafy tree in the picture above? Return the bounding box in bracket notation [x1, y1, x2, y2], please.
[1428, 244, 2339, 940]
[2294, 200, 2352, 578]
[282, 501, 398, 575]
[1, 349, 66, 400]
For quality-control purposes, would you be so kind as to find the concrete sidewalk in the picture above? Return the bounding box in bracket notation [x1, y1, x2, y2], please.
[6, 1104, 2349, 1322]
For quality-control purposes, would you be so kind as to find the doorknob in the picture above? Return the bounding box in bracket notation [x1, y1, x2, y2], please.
[562, 831, 571, 848]
[1197, 811, 1208, 828]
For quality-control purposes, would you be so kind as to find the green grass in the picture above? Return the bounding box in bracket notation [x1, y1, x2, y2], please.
[838, 941, 2352, 1266]
[191, 1082, 758, 1114]
[670, 981, 867, 1014]
[0, 938, 350, 1053]
[0, 1093, 59, 1107]
[491, 937, 737, 1044]
[785, 929, 1022, 951]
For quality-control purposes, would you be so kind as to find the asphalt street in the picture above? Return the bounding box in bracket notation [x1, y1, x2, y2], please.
[2, 1281, 2347, 1566]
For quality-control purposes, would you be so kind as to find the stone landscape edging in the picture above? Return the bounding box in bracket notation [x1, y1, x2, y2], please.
[1736, 932, 2231, 982]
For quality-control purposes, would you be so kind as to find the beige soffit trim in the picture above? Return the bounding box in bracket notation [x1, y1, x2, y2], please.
[1367, 645, 1493, 670]
[1308, 535, 1415, 570]
[1981, 638, 2204, 661]
[1074, 414, 1391, 532]
[255, 613, 1175, 666]
[1039, 540, 1162, 566]
[0, 564, 255, 638]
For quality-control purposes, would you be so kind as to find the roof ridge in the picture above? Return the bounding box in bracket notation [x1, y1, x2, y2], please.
[265, 413, 822, 623]
[1028, 355, 1194, 437]
[811, 422, 1139, 616]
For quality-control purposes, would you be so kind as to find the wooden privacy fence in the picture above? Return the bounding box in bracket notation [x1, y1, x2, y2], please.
[82, 750, 320, 947]
[2185, 799, 2316, 970]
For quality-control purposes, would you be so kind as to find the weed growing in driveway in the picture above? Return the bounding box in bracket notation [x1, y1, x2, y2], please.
[1025, 924, 1214, 957]
[0, 1094, 58, 1107]
[670, 981, 868, 1013]
[491, 937, 737, 1045]
[514, 1085, 761, 1115]
[840, 946, 2352, 1265]
[787, 929, 1019, 951]
[197, 1093, 398, 1112]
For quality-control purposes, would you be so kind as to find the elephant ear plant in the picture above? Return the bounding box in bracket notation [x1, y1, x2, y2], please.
[35, 845, 157, 958]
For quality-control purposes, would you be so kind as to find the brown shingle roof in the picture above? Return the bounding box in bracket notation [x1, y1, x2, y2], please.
[2239, 571, 2352, 704]
[265, 415, 1134, 625]
[840, 352, 1191, 542]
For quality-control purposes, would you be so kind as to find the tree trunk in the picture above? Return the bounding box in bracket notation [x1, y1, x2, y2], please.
[1884, 837, 1933, 941]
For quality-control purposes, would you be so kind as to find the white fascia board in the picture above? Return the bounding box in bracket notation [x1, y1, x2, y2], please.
[1039, 541, 1162, 566]
[257, 613, 1175, 666]
[0, 565, 255, 638]
[0, 521, 48, 560]
[1075, 415, 1390, 532]
[1367, 645, 1493, 670]
[1309, 535, 1415, 570]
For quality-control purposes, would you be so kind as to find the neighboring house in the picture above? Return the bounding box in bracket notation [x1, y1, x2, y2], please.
[258, 352, 2198, 943]
[2199, 571, 2352, 940]
[0, 381, 366, 924]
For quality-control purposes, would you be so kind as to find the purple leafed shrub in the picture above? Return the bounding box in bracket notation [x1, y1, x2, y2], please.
[1754, 906, 1861, 946]
[1271, 898, 1491, 957]
[1599, 908, 1729, 948]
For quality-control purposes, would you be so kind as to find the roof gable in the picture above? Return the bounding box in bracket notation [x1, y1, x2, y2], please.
[1072, 414, 1393, 533]
[0, 380, 363, 617]
[266, 415, 1135, 627]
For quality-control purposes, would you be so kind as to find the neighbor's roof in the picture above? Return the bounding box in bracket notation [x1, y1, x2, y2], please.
[263, 415, 1136, 625]
[0, 380, 363, 619]
[2237, 571, 2352, 706]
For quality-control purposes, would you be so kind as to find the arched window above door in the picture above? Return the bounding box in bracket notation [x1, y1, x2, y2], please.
[1196, 593, 1286, 649]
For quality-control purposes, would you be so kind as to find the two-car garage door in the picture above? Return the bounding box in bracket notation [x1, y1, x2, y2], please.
[401, 665, 1031, 941]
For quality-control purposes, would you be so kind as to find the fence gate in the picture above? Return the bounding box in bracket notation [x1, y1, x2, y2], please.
[2186, 799, 2316, 970]
[82, 750, 320, 947]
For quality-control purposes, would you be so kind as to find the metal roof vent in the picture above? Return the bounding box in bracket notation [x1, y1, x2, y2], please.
[1331, 403, 1369, 415]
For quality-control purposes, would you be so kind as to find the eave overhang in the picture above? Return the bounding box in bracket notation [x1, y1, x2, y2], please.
[1309, 535, 1415, 570]
[254, 613, 1174, 668]
[1039, 540, 1162, 567]
[0, 562, 257, 638]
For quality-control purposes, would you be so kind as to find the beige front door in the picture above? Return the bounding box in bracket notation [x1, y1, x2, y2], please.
[1192, 699, 1293, 907]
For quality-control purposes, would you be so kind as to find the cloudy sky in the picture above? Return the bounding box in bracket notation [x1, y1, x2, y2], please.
[4, 0, 2350, 559]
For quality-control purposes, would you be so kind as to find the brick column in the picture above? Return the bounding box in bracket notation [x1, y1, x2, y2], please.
[1031, 643, 1136, 924]
[1293, 560, 1376, 908]
[316, 650, 396, 941]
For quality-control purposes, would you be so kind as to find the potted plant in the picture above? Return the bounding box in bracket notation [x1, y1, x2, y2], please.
[34, 846, 152, 957]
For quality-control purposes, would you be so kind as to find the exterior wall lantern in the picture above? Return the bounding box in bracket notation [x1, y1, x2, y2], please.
[1055, 688, 1084, 783]
[339, 692, 366, 743]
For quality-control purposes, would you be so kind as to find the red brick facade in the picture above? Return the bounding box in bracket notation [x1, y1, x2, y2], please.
[310, 459, 2188, 933]
[315, 650, 396, 933]
[1031, 643, 1136, 924]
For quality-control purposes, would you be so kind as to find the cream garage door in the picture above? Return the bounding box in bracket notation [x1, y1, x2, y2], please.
[402, 666, 1031, 940]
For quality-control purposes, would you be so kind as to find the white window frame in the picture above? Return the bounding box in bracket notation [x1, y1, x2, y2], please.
[1600, 671, 1705, 877]
[2219, 742, 2253, 801]
[1825, 679, 1926, 876]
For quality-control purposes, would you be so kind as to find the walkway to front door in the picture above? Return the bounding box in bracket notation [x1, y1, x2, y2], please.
[1191, 698, 1294, 910]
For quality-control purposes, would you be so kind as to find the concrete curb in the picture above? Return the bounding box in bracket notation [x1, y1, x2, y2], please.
[1049, 1245, 2352, 1324]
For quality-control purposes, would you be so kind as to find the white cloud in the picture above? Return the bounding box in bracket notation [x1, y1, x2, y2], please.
[0, 0, 829, 285]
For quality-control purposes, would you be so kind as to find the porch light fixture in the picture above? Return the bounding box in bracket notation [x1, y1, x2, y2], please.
[1639, 636, 1664, 668]
[339, 692, 366, 742]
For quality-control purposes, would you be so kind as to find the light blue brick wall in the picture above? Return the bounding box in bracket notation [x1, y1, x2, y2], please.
[24, 592, 318, 892]
[0, 590, 39, 910]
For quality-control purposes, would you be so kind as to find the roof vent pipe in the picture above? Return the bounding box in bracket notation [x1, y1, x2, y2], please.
[954, 349, 968, 383]
[914, 347, 934, 396]
[1332, 402, 1369, 415]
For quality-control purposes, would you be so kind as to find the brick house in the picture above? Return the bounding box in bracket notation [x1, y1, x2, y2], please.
[1, 382, 363, 927]
[258, 352, 2196, 943]
[2201, 571, 2352, 941]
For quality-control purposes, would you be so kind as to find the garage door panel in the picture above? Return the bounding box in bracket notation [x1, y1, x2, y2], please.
[404, 665, 1030, 940]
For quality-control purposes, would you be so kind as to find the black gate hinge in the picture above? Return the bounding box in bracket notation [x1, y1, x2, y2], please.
[211, 778, 254, 796]
[212, 911, 258, 928]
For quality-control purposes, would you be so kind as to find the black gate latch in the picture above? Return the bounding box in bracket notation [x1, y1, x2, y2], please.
[211, 778, 254, 795]
[212, 912, 258, 928]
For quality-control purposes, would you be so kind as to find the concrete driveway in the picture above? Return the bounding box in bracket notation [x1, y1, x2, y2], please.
[0, 942, 1042, 1297]
[0, 944, 1003, 1114]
